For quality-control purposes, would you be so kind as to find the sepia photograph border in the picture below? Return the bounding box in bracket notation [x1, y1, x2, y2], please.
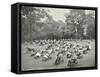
[11, 2, 98, 74]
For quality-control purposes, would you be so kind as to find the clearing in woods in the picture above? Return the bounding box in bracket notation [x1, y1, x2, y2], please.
[21, 40, 95, 71]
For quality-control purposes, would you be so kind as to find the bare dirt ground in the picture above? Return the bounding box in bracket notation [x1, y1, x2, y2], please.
[21, 40, 95, 71]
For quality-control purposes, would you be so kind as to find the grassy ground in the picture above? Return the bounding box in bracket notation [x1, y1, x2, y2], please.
[21, 40, 95, 71]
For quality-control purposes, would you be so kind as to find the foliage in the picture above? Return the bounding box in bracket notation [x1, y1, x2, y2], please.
[21, 7, 95, 42]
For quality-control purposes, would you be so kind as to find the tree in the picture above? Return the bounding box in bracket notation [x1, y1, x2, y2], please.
[86, 11, 95, 39]
[21, 6, 49, 42]
[65, 9, 86, 39]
